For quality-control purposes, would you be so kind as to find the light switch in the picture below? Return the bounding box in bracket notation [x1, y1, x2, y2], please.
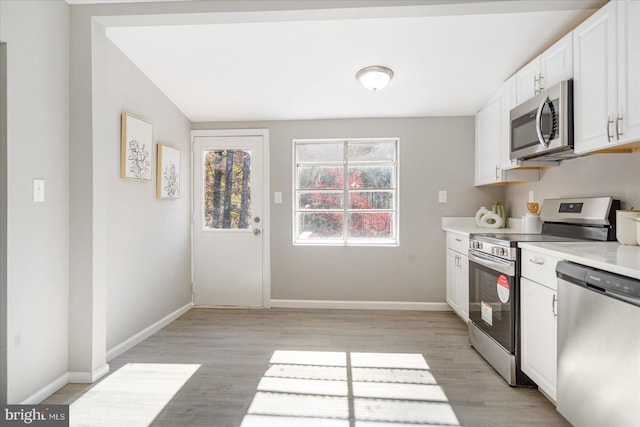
[33, 179, 45, 202]
[274, 192, 283, 204]
[438, 190, 447, 203]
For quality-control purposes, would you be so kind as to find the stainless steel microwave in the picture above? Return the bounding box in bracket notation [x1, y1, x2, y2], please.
[510, 79, 576, 161]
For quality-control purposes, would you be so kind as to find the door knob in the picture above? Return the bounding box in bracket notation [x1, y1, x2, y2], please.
[253, 217, 261, 223]
[253, 229, 262, 236]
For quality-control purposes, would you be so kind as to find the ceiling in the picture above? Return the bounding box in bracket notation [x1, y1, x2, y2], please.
[101, 1, 603, 123]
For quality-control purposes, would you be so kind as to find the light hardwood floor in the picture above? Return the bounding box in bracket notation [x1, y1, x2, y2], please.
[45, 308, 570, 427]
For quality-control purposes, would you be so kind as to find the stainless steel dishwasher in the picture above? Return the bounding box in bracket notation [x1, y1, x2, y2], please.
[556, 261, 640, 427]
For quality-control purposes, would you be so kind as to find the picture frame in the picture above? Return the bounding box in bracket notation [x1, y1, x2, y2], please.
[121, 113, 153, 180]
[157, 143, 181, 199]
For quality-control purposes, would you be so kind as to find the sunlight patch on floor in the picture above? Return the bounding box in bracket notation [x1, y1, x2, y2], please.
[241, 415, 349, 427]
[352, 382, 448, 401]
[69, 363, 200, 427]
[247, 391, 349, 419]
[352, 367, 437, 384]
[264, 363, 347, 381]
[258, 376, 348, 396]
[354, 398, 460, 424]
[269, 350, 347, 366]
[241, 351, 460, 427]
[351, 352, 429, 370]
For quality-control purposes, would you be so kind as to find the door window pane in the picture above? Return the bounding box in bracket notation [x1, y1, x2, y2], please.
[204, 149, 251, 230]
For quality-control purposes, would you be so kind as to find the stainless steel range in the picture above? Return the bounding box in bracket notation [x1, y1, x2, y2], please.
[467, 197, 620, 386]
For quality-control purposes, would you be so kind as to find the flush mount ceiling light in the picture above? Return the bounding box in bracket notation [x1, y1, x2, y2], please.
[356, 66, 394, 91]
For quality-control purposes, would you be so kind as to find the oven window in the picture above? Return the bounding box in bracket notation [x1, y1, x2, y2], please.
[469, 258, 515, 352]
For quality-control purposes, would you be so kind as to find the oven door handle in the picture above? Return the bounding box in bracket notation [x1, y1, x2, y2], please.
[469, 252, 515, 276]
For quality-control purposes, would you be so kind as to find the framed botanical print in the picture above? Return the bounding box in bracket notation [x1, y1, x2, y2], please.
[121, 113, 153, 180]
[157, 143, 180, 199]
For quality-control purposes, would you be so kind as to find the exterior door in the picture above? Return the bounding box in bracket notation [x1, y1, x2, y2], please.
[192, 130, 269, 307]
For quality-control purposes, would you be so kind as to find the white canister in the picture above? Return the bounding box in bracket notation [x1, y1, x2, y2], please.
[522, 213, 542, 234]
[616, 210, 640, 245]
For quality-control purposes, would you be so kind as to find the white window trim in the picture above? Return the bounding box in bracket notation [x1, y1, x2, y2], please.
[292, 138, 400, 247]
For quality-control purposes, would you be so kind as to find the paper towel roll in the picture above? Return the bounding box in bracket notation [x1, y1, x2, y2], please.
[616, 210, 640, 245]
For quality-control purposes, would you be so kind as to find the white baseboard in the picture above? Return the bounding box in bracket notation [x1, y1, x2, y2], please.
[68, 363, 110, 384]
[270, 299, 452, 311]
[20, 372, 69, 404]
[106, 302, 193, 362]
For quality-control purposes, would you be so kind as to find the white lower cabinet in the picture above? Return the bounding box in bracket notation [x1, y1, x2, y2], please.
[521, 249, 560, 403]
[446, 232, 469, 322]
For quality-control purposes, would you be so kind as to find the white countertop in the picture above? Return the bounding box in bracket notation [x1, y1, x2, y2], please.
[444, 217, 640, 279]
[519, 241, 640, 280]
[442, 216, 529, 236]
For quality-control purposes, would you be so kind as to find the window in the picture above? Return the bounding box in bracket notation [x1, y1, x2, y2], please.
[294, 138, 399, 246]
[203, 149, 252, 230]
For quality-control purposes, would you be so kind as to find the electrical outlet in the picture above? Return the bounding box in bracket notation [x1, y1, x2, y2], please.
[274, 192, 283, 204]
[439, 190, 447, 203]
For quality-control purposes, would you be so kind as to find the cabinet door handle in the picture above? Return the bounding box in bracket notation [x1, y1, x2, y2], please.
[607, 116, 614, 142]
[529, 258, 545, 265]
[616, 114, 623, 139]
[552, 294, 558, 318]
[537, 73, 544, 92]
[455, 238, 462, 242]
[495, 165, 501, 180]
[533, 75, 539, 94]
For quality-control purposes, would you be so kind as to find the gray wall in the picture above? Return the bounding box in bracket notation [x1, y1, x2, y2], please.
[505, 152, 640, 217]
[194, 118, 503, 303]
[0, 0, 70, 403]
[102, 38, 192, 350]
[0, 42, 7, 405]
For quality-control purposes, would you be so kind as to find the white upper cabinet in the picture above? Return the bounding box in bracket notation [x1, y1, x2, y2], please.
[617, 0, 640, 147]
[540, 32, 574, 89]
[573, 2, 617, 153]
[574, 0, 640, 154]
[475, 92, 539, 186]
[500, 75, 518, 169]
[516, 33, 574, 105]
[516, 58, 541, 105]
[475, 96, 502, 186]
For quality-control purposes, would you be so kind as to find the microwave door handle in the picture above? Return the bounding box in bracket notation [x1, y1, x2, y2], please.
[535, 97, 550, 149]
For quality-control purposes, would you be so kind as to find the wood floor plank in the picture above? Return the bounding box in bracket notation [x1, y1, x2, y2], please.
[44, 308, 570, 427]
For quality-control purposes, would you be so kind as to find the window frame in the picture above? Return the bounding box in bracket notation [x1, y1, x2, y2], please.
[293, 138, 399, 247]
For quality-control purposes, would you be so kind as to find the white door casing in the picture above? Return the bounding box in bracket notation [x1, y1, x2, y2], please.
[191, 129, 270, 307]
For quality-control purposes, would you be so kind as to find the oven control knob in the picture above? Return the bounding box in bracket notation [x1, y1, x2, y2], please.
[491, 247, 507, 257]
